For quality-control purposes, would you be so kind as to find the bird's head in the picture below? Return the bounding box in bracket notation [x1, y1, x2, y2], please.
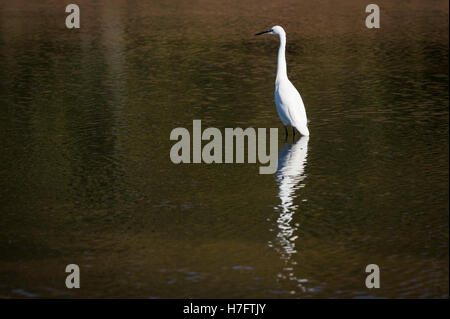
[255, 25, 286, 37]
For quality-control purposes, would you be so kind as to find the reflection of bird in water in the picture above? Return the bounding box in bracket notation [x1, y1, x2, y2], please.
[269, 136, 309, 294]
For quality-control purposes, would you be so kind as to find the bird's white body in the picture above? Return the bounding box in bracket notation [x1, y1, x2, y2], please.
[275, 79, 309, 136]
[258, 26, 309, 136]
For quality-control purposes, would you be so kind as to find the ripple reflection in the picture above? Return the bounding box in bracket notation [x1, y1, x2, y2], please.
[271, 136, 310, 294]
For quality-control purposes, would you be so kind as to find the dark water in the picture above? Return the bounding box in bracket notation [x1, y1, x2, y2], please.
[0, 0, 448, 298]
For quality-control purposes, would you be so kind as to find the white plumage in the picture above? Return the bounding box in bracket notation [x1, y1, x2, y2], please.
[256, 25, 310, 137]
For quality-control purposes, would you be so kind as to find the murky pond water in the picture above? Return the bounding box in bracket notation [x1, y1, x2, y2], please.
[0, 0, 448, 298]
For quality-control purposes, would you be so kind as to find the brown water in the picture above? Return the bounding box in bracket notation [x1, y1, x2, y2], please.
[0, 0, 448, 298]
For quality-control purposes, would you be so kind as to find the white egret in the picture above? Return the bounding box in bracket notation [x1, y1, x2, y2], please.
[256, 26, 310, 137]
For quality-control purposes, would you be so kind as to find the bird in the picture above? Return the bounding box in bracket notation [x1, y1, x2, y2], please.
[256, 26, 310, 137]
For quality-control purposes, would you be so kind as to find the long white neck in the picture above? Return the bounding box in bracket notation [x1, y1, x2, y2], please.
[276, 32, 288, 83]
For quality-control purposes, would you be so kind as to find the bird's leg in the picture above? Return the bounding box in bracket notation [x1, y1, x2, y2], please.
[284, 125, 288, 140]
[293, 127, 296, 137]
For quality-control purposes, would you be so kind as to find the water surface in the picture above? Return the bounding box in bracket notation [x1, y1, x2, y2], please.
[0, 0, 448, 298]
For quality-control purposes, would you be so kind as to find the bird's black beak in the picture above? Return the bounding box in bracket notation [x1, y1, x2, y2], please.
[255, 30, 271, 36]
